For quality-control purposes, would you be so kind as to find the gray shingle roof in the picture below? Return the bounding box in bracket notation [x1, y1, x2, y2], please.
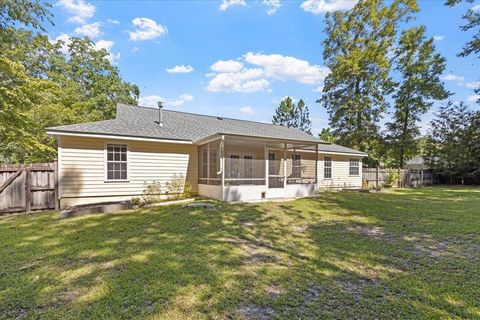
[319, 143, 367, 155]
[46, 103, 367, 156]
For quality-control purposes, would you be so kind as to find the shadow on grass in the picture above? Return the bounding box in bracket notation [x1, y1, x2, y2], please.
[0, 186, 479, 319]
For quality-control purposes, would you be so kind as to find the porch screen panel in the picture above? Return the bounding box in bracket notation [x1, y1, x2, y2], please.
[208, 140, 221, 185]
[198, 146, 208, 184]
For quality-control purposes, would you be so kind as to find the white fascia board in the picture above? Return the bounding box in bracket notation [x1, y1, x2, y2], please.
[46, 130, 193, 145]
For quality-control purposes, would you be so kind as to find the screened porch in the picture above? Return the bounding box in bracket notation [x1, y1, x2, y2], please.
[197, 134, 319, 201]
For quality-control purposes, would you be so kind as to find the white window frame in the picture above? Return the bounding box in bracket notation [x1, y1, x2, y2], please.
[104, 142, 130, 182]
[324, 156, 332, 179]
[349, 158, 359, 176]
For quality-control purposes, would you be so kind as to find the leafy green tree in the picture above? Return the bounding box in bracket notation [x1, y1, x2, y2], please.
[424, 101, 475, 183]
[319, 0, 418, 163]
[446, 0, 480, 103]
[446, 0, 480, 57]
[318, 127, 337, 143]
[0, 0, 52, 31]
[386, 26, 450, 168]
[0, 0, 140, 163]
[272, 97, 312, 134]
[51, 37, 140, 121]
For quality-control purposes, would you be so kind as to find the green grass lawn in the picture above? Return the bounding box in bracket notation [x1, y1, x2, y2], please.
[1, 186, 479, 319]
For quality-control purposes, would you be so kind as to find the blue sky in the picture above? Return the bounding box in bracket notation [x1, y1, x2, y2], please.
[48, 0, 479, 134]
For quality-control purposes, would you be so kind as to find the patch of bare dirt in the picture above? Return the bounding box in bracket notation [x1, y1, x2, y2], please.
[265, 284, 284, 298]
[237, 304, 274, 320]
[347, 225, 386, 239]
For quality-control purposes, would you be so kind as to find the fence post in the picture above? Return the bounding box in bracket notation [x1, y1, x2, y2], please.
[54, 159, 59, 210]
[420, 169, 424, 186]
[376, 167, 379, 188]
[25, 165, 31, 213]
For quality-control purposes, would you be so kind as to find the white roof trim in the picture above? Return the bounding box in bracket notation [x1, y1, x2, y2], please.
[298, 149, 368, 157]
[46, 130, 193, 145]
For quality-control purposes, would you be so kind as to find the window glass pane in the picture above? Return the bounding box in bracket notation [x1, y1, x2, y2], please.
[106, 144, 128, 180]
[324, 157, 332, 178]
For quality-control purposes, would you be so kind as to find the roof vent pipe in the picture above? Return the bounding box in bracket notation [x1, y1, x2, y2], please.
[157, 101, 164, 127]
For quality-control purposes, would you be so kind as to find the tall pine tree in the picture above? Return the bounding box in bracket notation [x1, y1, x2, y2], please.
[320, 0, 418, 163]
[386, 26, 450, 168]
[272, 97, 312, 134]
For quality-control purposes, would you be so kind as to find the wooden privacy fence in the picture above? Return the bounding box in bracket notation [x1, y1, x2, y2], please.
[0, 162, 58, 214]
[363, 167, 437, 188]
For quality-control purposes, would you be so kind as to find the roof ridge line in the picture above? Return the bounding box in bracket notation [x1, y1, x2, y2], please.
[118, 103, 319, 132]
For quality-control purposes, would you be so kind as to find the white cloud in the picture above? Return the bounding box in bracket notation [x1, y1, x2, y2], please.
[207, 52, 328, 93]
[441, 74, 464, 81]
[129, 17, 167, 41]
[313, 85, 324, 93]
[168, 94, 194, 106]
[263, 0, 281, 15]
[239, 106, 255, 114]
[139, 95, 164, 108]
[207, 67, 269, 93]
[211, 60, 244, 73]
[107, 19, 119, 25]
[467, 94, 480, 102]
[244, 52, 330, 84]
[166, 65, 194, 73]
[57, 0, 95, 24]
[465, 81, 480, 89]
[139, 94, 193, 108]
[472, 3, 480, 11]
[74, 22, 102, 38]
[433, 35, 444, 41]
[220, 0, 247, 11]
[94, 40, 120, 64]
[300, 0, 358, 14]
[94, 39, 114, 51]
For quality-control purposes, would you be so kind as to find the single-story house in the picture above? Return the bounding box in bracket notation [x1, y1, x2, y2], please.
[46, 103, 367, 208]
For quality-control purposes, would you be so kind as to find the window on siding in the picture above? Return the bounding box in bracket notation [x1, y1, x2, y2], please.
[349, 158, 359, 176]
[106, 144, 128, 180]
[292, 154, 301, 177]
[324, 156, 332, 179]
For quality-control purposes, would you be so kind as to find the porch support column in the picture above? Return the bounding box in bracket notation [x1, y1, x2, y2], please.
[220, 135, 225, 188]
[283, 143, 287, 188]
[207, 142, 210, 185]
[315, 144, 319, 185]
[264, 143, 268, 188]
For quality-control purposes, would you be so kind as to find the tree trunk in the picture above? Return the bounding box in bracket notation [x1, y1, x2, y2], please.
[399, 106, 410, 169]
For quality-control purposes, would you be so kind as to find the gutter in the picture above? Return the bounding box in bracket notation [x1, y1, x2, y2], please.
[45, 130, 194, 145]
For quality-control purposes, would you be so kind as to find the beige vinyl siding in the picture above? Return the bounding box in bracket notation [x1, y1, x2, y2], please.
[317, 154, 362, 189]
[59, 136, 197, 207]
